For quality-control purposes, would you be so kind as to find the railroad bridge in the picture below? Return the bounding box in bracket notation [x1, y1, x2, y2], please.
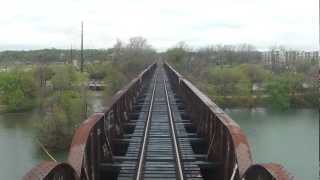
[24, 63, 294, 180]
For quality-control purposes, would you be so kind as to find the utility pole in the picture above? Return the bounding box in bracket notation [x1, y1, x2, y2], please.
[70, 44, 73, 64]
[80, 21, 84, 72]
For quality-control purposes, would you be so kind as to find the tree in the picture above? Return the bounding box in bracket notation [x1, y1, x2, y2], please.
[86, 63, 108, 80]
[265, 72, 303, 110]
[37, 90, 87, 150]
[166, 42, 190, 71]
[0, 70, 37, 112]
[104, 64, 127, 97]
[35, 65, 54, 88]
[34, 65, 55, 113]
[51, 68, 73, 91]
[37, 65, 88, 151]
[110, 37, 155, 77]
[127, 37, 150, 49]
[207, 67, 251, 97]
[51, 65, 85, 91]
[237, 64, 270, 84]
[265, 76, 290, 110]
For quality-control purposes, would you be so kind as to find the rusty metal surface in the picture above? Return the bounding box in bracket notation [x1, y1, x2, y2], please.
[68, 113, 105, 176]
[23, 161, 77, 180]
[23, 161, 58, 180]
[244, 163, 295, 180]
[259, 163, 294, 180]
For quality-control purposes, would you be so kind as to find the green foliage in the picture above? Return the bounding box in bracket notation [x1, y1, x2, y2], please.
[111, 37, 155, 77]
[36, 65, 88, 151]
[35, 37, 154, 151]
[199, 66, 253, 108]
[285, 72, 304, 94]
[99, 37, 155, 99]
[0, 49, 113, 64]
[58, 91, 86, 122]
[265, 76, 290, 110]
[37, 104, 71, 150]
[0, 70, 37, 112]
[207, 67, 251, 96]
[34, 65, 55, 87]
[166, 44, 189, 71]
[51, 69, 72, 91]
[104, 63, 128, 96]
[37, 90, 87, 151]
[51, 65, 87, 91]
[237, 64, 270, 83]
[235, 80, 251, 96]
[265, 72, 303, 110]
[165, 44, 316, 109]
[86, 63, 108, 80]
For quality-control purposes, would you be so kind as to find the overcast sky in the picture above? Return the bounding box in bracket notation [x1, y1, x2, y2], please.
[0, 0, 318, 51]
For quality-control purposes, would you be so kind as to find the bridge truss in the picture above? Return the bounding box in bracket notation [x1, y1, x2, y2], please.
[24, 63, 293, 180]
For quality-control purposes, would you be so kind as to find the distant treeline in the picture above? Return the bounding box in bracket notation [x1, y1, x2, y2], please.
[165, 42, 319, 109]
[0, 49, 114, 64]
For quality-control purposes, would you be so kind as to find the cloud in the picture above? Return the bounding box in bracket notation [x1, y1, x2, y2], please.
[0, 0, 318, 50]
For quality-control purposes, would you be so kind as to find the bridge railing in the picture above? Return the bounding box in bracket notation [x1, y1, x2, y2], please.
[24, 63, 157, 180]
[23, 162, 77, 180]
[243, 163, 294, 180]
[164, 62, 294, 180]
[68, 63, 156, 180]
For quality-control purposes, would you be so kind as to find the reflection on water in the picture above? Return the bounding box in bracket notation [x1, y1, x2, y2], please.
[0, 111, 67, 180]
[0, 90, 104, 180]
[88, 91, 105, 113]
[225, 108, 319, 180]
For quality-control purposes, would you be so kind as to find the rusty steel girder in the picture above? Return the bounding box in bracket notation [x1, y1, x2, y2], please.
[164, 62, 294, 180]
[23, 161, 77, 180]
[243, 163, 294, 180]
[23, 63, 157, 180]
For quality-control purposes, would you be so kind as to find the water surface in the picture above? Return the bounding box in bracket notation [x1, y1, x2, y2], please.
[0, 111, 66, 180]
[225, 108, 319, 180]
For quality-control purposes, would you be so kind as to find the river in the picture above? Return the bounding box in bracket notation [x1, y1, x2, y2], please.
[0, 111, 67, 180]
[225, 108, 319, 180]
[0, 93, 318, 179]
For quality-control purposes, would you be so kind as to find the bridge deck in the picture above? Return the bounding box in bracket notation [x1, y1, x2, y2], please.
[102, 66, 214, 180]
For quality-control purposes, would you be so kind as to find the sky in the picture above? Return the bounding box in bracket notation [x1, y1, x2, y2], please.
[0, 0, 318, 51]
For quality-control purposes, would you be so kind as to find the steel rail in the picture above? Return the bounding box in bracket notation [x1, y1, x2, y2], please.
[135, 71, 158, 180]
[164, 78, 184, 180]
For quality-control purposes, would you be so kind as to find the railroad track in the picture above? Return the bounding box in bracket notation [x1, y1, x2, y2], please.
[135, 67, 184, 180]
[100, 65, 215, 179]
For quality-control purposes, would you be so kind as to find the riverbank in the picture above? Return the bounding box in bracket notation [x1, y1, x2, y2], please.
[210, 93, 318, 109]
